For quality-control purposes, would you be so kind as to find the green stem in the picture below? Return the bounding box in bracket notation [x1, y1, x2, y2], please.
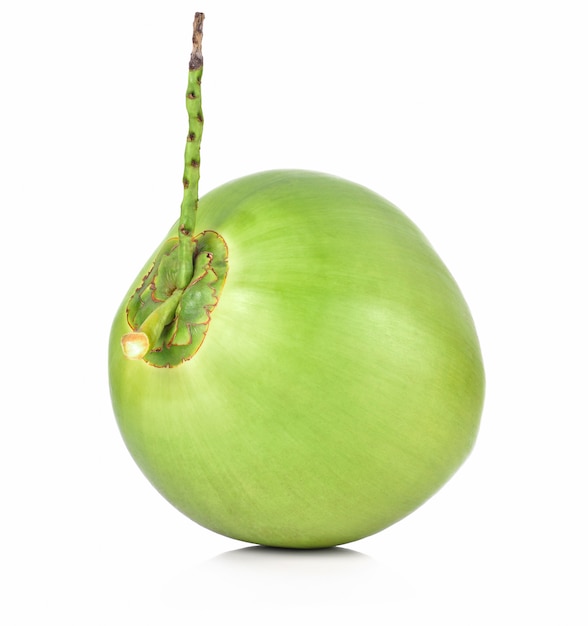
[122, 13, 207, 361]
[177, 12, 205, 290]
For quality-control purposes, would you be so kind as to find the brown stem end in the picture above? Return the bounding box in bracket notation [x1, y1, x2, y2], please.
[189, 12, 205, 70]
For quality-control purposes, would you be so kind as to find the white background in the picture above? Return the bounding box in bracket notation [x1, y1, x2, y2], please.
[1, 1, 586, 624]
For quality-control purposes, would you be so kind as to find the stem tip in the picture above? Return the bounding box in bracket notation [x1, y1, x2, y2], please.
[121, 332, 150, 360]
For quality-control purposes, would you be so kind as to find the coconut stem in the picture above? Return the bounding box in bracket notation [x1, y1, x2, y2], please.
[176, 12, 205, 290]
[122, 13, 206, 361]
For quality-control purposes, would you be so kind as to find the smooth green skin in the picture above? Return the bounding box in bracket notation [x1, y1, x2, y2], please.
[109, 170, 484, 549]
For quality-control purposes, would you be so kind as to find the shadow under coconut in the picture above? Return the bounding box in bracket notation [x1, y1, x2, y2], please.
[210, 544, 373, 566]
[188, 544, 408, 611]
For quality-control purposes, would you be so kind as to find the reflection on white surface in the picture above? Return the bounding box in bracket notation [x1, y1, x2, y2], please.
[209, 544, 371, 567]
[163, 544, 411, 619]
[200, 546, 384, 607]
